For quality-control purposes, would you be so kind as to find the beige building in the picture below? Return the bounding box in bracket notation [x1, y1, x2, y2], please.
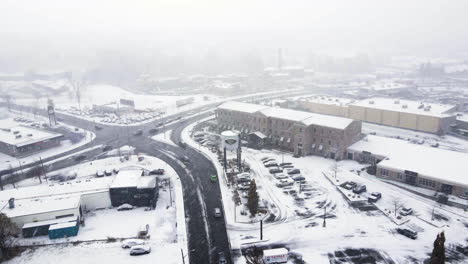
[347, 135, 468, 197]
[348, 98, 456, 134]
[297, 96, 353, 117]
[294, 96, 457, 134]
[216, 101, 362, 160]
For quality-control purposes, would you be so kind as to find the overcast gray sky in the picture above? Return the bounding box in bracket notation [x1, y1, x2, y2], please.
[1, 0, 468, 71]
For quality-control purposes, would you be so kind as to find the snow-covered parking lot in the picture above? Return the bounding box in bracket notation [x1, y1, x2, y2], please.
[183, 119, 468, 264]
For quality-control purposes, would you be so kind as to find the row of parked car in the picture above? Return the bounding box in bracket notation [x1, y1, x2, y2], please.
[121, 239, 151, 256]
[340, 181, 383, 203]
[96, 168, 119, 177]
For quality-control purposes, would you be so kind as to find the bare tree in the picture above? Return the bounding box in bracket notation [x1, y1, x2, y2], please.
[330, 161, 340, 179]
[72, 79, 86, 115]
[0, 213, 20, 259]
[391, 198, 404, 217]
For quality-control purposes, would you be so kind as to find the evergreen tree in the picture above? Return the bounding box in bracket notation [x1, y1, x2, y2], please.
[0, 213, 19, 259]
[429, 232, 445, 264]
[247, 179, 259, 216]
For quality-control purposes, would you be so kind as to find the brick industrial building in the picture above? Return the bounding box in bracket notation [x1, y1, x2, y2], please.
[216, 101, 362, 160]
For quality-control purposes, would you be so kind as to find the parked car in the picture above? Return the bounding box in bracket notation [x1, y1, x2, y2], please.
[218, 252, 227, 264]
[117, 203, 134, 211]
[399, 207, 413, 216]
[214, 208, 222, 218]
[150, 169, 165, 175]
[292, 175, 305, 181]
[286, 168, 301, 175]
[273, 173, 288, 179]
[96, 170, 105, 177]
[94, 125, 103, 130]
[279, 162, 292, 166]
[262, 158, 275, 164]
[238, 183, 250, 190]
[276, 178, 294, 187]
[129, 245, 151, 256]
[368, 192, 382, 203]
[281, 164, 294, 169]
[269, 167, 283, 174]
[396, 228, 418, 239]
[261, 157, 272, 162]
[133, 130, 143, 136]
[264, 162, 278, 168]
[353, 184, 367, 194]
[104, 169, 113, 176]
[121, 239, 145, 248]
[113, 168, 120, 174]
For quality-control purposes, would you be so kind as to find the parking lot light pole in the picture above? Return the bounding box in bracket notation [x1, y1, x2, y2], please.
[323, 206, 327, 227]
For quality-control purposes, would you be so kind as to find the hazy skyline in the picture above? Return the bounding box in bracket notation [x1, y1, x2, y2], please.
[1, 0, 468, 72]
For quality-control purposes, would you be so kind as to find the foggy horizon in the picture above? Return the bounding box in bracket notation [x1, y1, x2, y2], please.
[1, 0, 468, 74]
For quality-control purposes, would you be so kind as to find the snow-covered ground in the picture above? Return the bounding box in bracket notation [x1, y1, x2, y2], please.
[151, 129, 177, 147]
[182, 118, 468, 264]
[4, 154, 188, 264]
[13, 84, 303, 126]
[0, 110, 95, 171]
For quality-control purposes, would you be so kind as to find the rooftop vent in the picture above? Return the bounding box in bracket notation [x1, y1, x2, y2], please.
[424, 106, 431, 111]
[394, 100, 400, 104]
[8, 198, 15, 209]
[418, 104, 424, 109]
[13, 131, 19, 134]
[27, 133, 33, 137]
[402, 104, 408, 109]
[15, 134, 22, 139]
[369, 100, 375, 104]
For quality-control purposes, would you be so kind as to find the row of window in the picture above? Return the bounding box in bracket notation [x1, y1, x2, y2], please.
[419, 178, 436, 188]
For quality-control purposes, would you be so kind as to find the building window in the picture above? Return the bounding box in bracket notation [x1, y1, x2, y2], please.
[313, 138, 316, 143]
[397, 173, 403, 179]
[328, 140, 331, 145]
[320, 139, 323, 143]
[381, 169, 389, 176]
[299, 127, 303, 132]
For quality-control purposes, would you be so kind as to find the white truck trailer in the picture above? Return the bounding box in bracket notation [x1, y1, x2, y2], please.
[263, 248, 288, 264]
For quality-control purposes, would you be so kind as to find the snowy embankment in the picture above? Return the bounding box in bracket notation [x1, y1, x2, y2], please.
[151, 129, 177, 147]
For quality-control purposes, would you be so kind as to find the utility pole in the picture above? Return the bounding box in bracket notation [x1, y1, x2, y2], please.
[323, 206, 327, 227]
[260, 219, 263, 240]
[234, 201, 237, 222]
[180, 249, 186, 264]
[38, 157, 45, 184]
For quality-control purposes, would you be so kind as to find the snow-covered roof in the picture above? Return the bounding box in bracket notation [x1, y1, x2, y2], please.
[0, 177, 113, 202]
[0, 125, 63, 147]
[348, 135, 468, 188]
[22, 216, 78, 229]
[301, 113, 354, 129]
[217, 101, 269, 114]
[260, 108, 314, 122]
[219, 101, 354, 129]
[349, 98, 455, 117]
[49, 221, 77, 230]
[111, 170, 156, 189]
[298, 95, 355, 106]
[1, 196, 81, 218]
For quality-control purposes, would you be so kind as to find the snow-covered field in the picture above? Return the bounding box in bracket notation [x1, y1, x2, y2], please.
[0, 110, 95, 171]
[182, 118, 468, 264]
[4, 154, 188, 264]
